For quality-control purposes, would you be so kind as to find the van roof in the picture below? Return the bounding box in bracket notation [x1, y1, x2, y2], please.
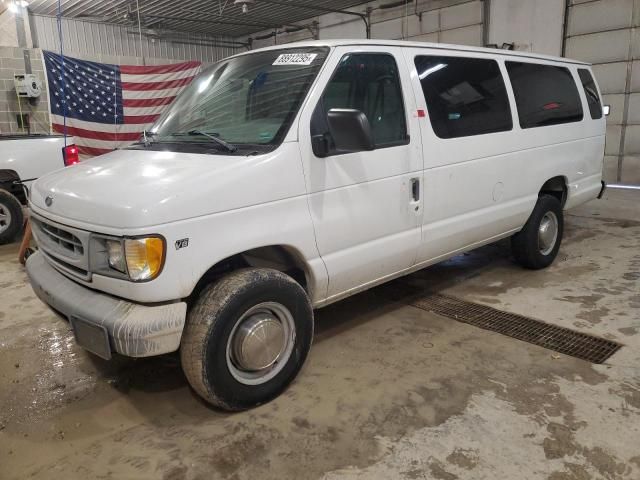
[243, 39, 590, 66]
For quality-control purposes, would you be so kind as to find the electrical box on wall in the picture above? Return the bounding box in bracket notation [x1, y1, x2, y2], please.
[14, 74, 42, 98]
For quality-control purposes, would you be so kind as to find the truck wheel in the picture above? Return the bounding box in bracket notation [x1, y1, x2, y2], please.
[0, 189, 23, 245]
[511, 194, 563, 270]
[180, 268, 313, 411]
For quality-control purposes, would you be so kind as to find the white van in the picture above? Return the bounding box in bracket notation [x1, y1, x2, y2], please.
[26, 40, 606, 410]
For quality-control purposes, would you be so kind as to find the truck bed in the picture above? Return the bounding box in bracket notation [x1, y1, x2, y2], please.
[0, 134, 65, 141]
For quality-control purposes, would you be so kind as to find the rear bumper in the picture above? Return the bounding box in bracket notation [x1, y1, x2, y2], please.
[26, 251, 186, 358]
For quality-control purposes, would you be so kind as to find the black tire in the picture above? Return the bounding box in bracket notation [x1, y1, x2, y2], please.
[511, 194, 563, 270]
[0, 189, 23, 245]
[180, 268, 313, 411]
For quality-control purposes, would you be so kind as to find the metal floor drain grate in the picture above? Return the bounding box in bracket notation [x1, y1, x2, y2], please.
[411, 293, 622, 364]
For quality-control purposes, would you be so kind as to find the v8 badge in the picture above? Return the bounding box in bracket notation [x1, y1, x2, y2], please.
[175, 238, 189, 250]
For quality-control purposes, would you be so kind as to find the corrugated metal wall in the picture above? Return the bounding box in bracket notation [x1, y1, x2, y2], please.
[30, 14, 241, 65]
[249, 0, 484, 50]
[565, 0, 640, 184]
[370, 0, 483, 46]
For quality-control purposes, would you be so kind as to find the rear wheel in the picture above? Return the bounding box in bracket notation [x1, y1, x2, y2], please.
[511, 194, 563, 269]
[0, 189, 23, 245]
[180, 268, 313, 411]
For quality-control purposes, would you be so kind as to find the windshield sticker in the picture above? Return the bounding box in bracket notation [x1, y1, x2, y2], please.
[273, 53, 318, 66]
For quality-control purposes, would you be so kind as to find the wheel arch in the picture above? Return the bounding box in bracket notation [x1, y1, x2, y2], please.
[539, 175, 568, 208]
[0, 169, 25, 204]
[189, 244, 314, 304]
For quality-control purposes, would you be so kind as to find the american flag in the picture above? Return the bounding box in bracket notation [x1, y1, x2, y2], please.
[43, 51, 201, 157]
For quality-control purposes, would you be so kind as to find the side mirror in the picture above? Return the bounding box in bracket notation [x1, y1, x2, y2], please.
[311, 133, 330, 158]
[327, 108, 374, 154]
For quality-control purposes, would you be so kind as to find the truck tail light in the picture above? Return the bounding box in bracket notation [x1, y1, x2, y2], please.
[63, 144, 80, 166]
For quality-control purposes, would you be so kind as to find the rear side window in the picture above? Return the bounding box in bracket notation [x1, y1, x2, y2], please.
[311, 52, 408, 155]
[578, 69, 603, 119]
[413, 55, 512, 139]
[506, 62, 583, 128]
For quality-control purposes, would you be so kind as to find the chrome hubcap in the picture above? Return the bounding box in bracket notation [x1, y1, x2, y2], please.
[0, 202, 11, 234]
[227, 302, 295, 385]
[538, 211, 559, 255]
[234, 314, 285, 371]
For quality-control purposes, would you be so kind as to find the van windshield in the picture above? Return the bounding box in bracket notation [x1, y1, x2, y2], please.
[144, 47, 328, 152]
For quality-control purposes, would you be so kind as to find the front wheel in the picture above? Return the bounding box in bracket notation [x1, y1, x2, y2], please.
[0, 189, 23, 245]
[180, 268, 313, 411]
[511, 194, 563, 270]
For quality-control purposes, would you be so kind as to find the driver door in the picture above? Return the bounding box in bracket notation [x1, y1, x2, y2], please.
[298, 46, 423, 302]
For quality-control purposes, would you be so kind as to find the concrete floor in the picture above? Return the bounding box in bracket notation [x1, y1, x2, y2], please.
[1, 189, 639, 480]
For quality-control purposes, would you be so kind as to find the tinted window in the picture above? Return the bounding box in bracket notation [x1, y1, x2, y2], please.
[413, 56, 512, 139]
[311, 53, 407, 156]
[578, 69, 603, 119]
[506, 62, 583, 128]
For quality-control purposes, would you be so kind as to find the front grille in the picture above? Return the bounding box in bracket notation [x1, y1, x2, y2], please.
[37, 220, 84, 256]
[30, 213, 91, 281]
[40, 250, 90, 279]
[412, 293, 622, 364]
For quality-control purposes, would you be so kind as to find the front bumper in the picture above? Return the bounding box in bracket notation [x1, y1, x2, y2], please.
[26, 251, 187, 358]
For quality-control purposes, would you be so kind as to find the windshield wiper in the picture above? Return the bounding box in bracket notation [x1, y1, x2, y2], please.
[141, 130, 157, 146]
[187, 130, 237, 153]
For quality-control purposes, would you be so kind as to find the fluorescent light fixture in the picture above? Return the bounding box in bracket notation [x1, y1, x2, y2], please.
[419, 63, 447, 80]
[603, 105, 610, 116]
[7, 1, 28, 12]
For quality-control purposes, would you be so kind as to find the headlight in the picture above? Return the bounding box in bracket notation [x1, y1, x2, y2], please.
[106, 240, 126, 273]
[124, 237, 165, 281]
[104, 236, 165, 281]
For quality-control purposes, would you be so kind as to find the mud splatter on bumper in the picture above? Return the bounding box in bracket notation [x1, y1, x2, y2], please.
[26, 251, 186, 358]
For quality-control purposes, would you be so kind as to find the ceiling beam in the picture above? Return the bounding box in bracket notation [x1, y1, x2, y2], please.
[258, 0, 371, 38]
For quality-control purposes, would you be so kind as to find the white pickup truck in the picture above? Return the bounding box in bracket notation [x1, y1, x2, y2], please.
[0, 134, 78, 244]
[25, 40, 606, 411]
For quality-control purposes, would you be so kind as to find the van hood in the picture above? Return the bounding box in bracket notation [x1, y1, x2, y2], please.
[30, 145, 305, 229]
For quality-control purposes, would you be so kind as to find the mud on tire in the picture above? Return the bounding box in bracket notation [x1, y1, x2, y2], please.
[180, 268, 313, 411]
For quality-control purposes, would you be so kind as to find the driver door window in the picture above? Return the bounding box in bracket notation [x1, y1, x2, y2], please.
[311, 53, 408, 157]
